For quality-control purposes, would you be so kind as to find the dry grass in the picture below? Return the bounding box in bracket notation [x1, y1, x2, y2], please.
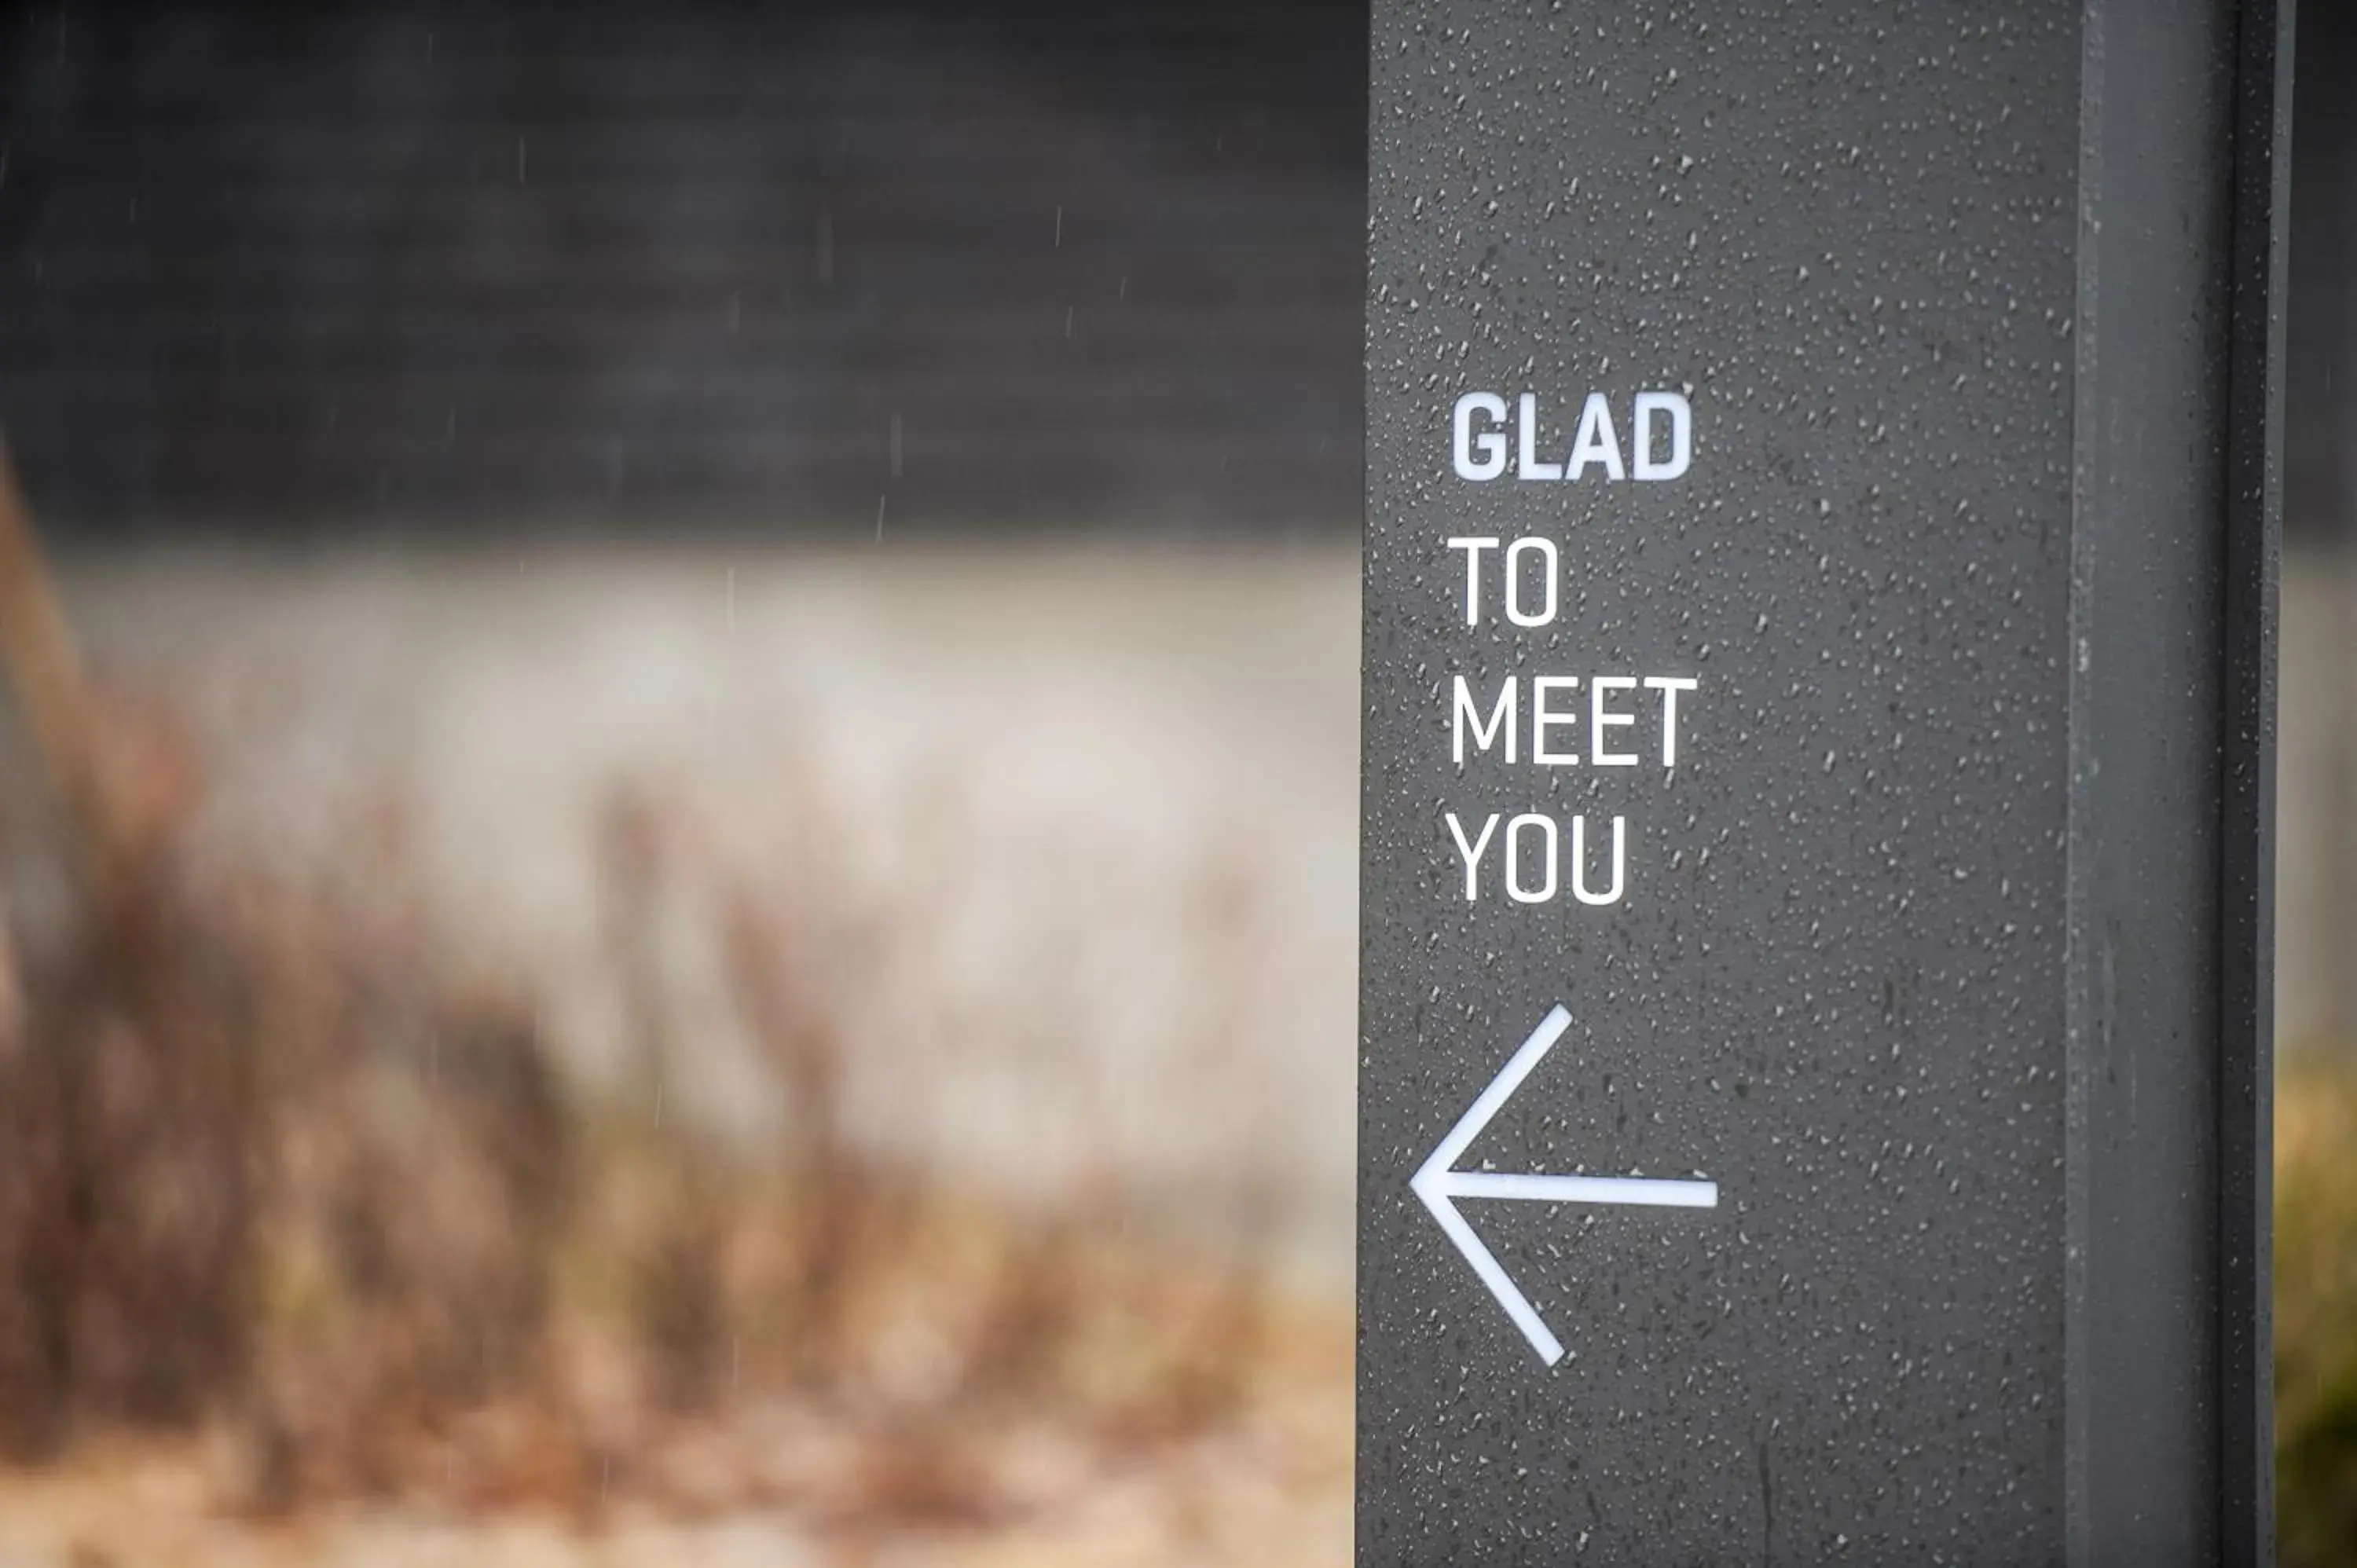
[0, 451, 1349, 1561]
[2281, 1048, 2357, 1568]
[0, 750, 1333, 1531]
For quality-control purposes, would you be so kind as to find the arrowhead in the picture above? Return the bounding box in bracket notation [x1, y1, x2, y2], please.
[1412, 1005, 1578, 1365]
[1411, 1005, 1718, 1368]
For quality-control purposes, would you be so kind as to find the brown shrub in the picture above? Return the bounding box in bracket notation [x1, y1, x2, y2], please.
[0, 452, 1302, 1528]
[2281, 1050, 2357, 1568]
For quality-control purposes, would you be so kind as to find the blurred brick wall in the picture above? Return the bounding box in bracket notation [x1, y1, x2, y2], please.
[0, 0, 1364, 536]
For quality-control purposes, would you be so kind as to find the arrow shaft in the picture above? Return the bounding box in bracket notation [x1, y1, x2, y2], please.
[1440, 1171, 1719, 1207]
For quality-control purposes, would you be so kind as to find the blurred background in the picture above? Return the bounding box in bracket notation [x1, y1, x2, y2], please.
[0, 1, 2352, 1563]
[0, 2, 1361, 1562]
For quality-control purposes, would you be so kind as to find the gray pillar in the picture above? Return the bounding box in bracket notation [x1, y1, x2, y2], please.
[1357, 5, 2287, 1564]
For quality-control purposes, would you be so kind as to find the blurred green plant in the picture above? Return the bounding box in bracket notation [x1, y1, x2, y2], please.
[2281, 1048, 2357, 1568]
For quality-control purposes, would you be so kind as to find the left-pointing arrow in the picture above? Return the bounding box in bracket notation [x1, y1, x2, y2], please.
[1410, 1003, 1719, 1367]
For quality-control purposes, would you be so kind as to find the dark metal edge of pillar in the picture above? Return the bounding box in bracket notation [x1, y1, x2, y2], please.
[2221, 2, 2293, 1563]
[2070, 2, 2265, 1563]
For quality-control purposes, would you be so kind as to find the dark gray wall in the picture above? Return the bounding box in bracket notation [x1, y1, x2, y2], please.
[2291, 0, 2355, 544]
[0, 0, 1364, 538]
[8, 2, 2350, 547]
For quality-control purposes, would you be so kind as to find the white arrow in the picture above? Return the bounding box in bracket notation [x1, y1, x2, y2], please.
[1410, 1003, 1719, 1367]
